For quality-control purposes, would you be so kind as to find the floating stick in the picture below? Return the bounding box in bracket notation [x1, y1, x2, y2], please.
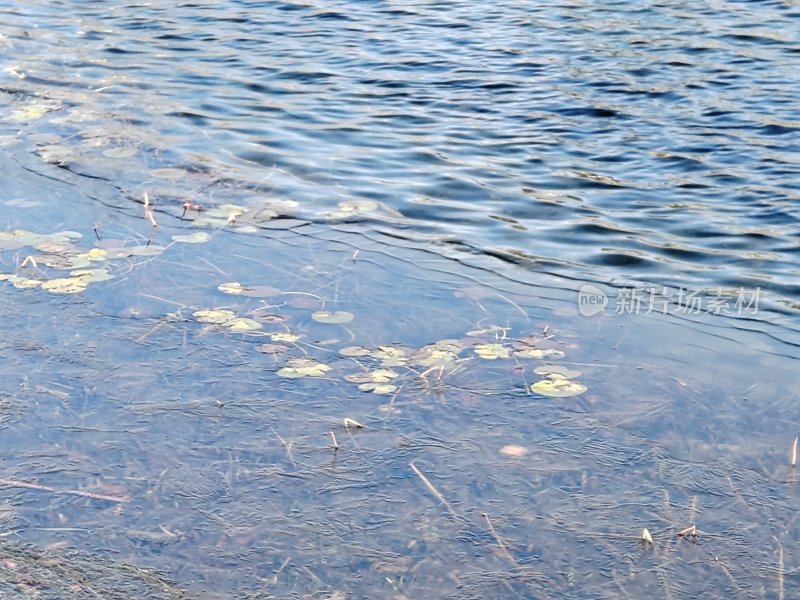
[482, 512, 515, 562]
[677, 524, 696, 538]
[329, 431, 339, 450]
[343, 417, 364, 431]
[409, 462, 459, 518]
[791, 436, 797, 468]
[144, 191, 157, 227]
[0, 477, 129, 503]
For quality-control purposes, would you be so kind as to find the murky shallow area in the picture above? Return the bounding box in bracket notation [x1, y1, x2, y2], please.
[0, 1, 799, 598]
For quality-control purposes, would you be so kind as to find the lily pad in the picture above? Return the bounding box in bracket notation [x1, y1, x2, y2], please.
[73, 248, 108, 262]
[151, 167, 186, 181]
[345, 369, 398, 385]
[8, 275, 42, 289]
[358, 383, 398, 395]
[193, 308, 237, 324]
[218, 282, 246, 295]
[102, 146, 139, 159]
[514, 348, 566, 360]
[474, 343, 511, 360]
[126, 245, 166, 257]
[34, 241, 75, 254]
[531, 374, 587, 398]
[371, 346, 408, 367]
[172, 232, 211, 244]
[256, 343, 289, 355]
[311, 310, 354, 324]
[225, 318, 262, 332]
[42, 275, 90, 294]
[410, 348, 459, 367]
[271, 332, 300, 343]
[340, 346, 371, 357]
[534, 365, 583, 379]
[218, 282, 281, 297]
[277, 358, 330, 378]
[70, 268, 113, 283]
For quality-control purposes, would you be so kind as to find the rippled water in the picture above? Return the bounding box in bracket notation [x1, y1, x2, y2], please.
[1, 1, 799, 599]
[3, 0, 799, 301]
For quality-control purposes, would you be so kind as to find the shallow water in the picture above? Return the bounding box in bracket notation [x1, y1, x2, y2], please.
[0, 1, 799, 598]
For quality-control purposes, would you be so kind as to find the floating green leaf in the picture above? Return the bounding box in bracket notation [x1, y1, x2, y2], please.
[9, 101, 59, 122]
[34, 241, 74, 254]
[371, 346, 408, 367]
[8, 275, 42, 289]
[42, 275, 90, 294]
[514, 348, 565, 360]
[151, 167, 186, 181]
[257, 343, 289, 355]
[225, 318, 262, 332]
[277, 358, 330, 378]
[312, 310, 354, 324]
[73, 248, 108, 262]
[70, 268, 113, 283]
[531, 374, 587, 398]
[102, 146, 139, 159]
[339, 346, 371, 357]
[126, 245, 166, 256]
[534, 365, 583, 379]
[218, 282, 245, 295]
[172, 232, 211, 244]
[410, 347, 459, 367]
[218, 282, 281, 297]
[474, 343, 511, 360]
[192, 204, 248, 228]
[271, 332, 300, 343]
[358, 383, 398, 395]
[193, 308, 236, 324]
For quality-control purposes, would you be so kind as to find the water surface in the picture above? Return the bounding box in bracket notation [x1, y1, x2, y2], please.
[0, 1, 799, 598]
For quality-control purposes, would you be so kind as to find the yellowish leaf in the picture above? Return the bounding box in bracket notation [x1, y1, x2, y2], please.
[312, 310, 354, 324]
[531, 375, 587, 398]
[172, 232, 211, 244]
[42, 275, 90, 294]
[474, 343, 510, 360]
[271, 332, 300, 343]
[225, 318, 263, 332]
[193, 308, 236, 324]
[277, 358, 330, 378]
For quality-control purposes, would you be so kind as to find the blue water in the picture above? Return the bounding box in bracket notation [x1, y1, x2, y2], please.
[1, 1, 799, 598]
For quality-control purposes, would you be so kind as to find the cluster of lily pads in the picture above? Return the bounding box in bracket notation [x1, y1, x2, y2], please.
[0, 227, 228, 295]
[189, 293, 588, 399]
[0, 229, 119, 294]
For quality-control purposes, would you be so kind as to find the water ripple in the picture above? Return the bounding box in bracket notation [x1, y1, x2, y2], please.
[0, 0, 798, 311]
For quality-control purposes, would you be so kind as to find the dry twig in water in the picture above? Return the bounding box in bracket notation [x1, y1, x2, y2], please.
[0, 477, 129, 503]
[409, 462, 459, 519]
[482, 512, 516, 563]
[143, 192, 157, 227]
[343, 417, 364, 431]
[791, 436, 797, 468]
